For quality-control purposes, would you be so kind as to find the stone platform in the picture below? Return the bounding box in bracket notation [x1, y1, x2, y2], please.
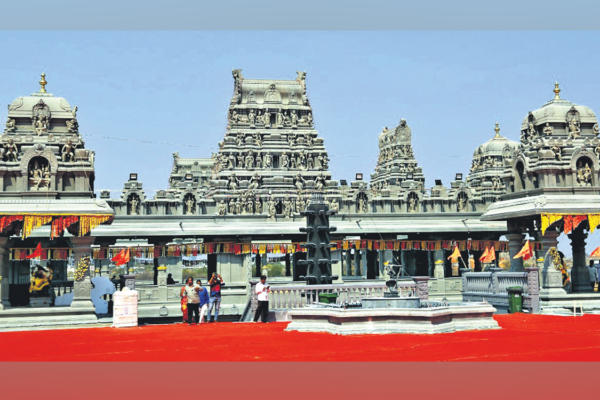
[0, 306, 101, 332]
[361, 296, 420, 309]
[285, 302, 499, 335]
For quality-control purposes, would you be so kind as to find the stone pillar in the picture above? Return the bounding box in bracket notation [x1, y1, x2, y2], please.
[490, 267, 502, 294]
[539, 230, 566, 297]
[254, 253, 261, 277]
[361, 251, 367, 278]
[413, 277, 430, 301]
[70, 236, 96, 309]
[331, 250, 343, 282]
[354, 250, 362, 276]
[157, 265, 167, 301]
[506, 233, 525, 272]
[0, 237, 11, 310]
[569, 227, 590, 293]
[284, 253, 291, 277]
[345, 250, 352, 276]
[433, 250, 445, 279]
[460, 268, 471, 293]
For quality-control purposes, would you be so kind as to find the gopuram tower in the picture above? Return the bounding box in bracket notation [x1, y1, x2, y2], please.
[208, 70, 337, 219]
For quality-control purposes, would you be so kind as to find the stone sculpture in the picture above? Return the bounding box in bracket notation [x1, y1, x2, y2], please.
[4, 139, 18, 161]
[283, 197, 293, 219]
[61, 139, 77, 162]
[267, 199, 276, 220]
[543, 123, 553, 136]
[248, 173, 262, 190]
[66, 119, 79, 133]
[264, 152, 272, 168]
[281, 152, 289, 169]
[228, 174, 239, 190]
[5, 118, 16, 132]
[129, 196, 139, 215]
[408, 197, 418, 213]
[314, 173, 326, 191]
[185, 197, 195, 215]
[294, 173, 306, 191]
[291, 110, 298, 127]
[568, 118, 581, 139]
[577, 164, 592, 186]
[276, 109, 283, 128]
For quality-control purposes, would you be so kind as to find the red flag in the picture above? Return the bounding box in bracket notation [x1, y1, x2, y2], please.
[513, 241, 534, 261]
[111, 248, 130, 266]
[26, 243, 43, 259]
[485, 247, 496, 263]
[479, 247, 490, 262]
[591, 247, 600, 258]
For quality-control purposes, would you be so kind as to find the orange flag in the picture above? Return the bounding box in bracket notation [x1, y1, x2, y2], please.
[479, 247, 490, 262]
[591, 247, 600, 258]
[513, 241, 534, 261]
[448, 246, 461, 263]
[111, 248, 130, 266]
[484, 247, 496, 263]
[26, 243, 43, 259]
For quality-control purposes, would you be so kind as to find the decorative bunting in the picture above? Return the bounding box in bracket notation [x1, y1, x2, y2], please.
[22, 215, 53, 239]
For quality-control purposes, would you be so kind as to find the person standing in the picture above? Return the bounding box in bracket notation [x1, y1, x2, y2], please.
[253, 275, 270, 323]
[182, 277, 200, 325]
[196, 280, 210, 324]
[179, 285, 189, 323]
[207, 273, 225, 323]
[588, 260, 598, 291]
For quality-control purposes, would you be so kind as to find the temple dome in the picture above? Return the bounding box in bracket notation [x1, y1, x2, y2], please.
[6, 74, 76, 119]
[520, 83, 598, 129]
[473, 123, 519, 157]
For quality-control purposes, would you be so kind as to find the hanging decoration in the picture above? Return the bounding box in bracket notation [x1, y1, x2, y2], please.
[22, 215, 53, 239]
[50, 216, 79, 239]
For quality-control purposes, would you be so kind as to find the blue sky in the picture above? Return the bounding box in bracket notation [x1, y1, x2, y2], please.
[1, 31, 599, 256]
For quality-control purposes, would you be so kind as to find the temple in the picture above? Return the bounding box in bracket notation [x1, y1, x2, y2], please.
[1, 72, 599, 328]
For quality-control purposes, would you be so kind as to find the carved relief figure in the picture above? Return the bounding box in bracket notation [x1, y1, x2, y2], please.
[245, 151, 254, 169]
[543, 123, 553, 136]
[305, 133, 314, 147]
[256, 198, 263, 214]
[283, 197, 293, 219]
[248, 109, 256, 127]
[264, 109, 271, 127]
[235, 197, 242, 215]
[594, 124, 600, 136]
[228, 174, 239, 190]
[306, 112, 313, 126]
[281, 152, 289, 169]
[296, 196, 306, 213]
[276, 109, 284, 128]
[551, 142, 563, 161]
[568, 117, 581, 139]
[294, 173, 306, 191]
[229, 198, 236, 215]
[267, 199, 276, 219]
[248, 173, 262, 190]
[330, 198, 339, 213]
[185, 196, 195, 215]
[255, 153, 262, 169]
[5, 118, 16, 132]
[33, 116, 48, 136]
[254, 133, 262, 147]
[291, 110, 298, 127]
[129, 196, 139, 216]
[315, 154, 322, 170]
[4, 139, 18, 161]
[577, 163, 592, 186]
[228, 153, 236, 169]
[314, 173, 326, 191]
[283, 111, 290, 126]
[231, 110, 240, 125]
[322, 154, 329, 170]
[256, 110, 263, 125]
[66, 119, 79, 133]
[288, 133, 296, 147]
[264, 152, 272, 169]
[61, 139, 77, 162]
[492, 176, 503, 189]
[246, 197, 254, 215]
[218, 200, 227, 216]
[307, 154, 314, 170]
[457, 197, 467, 212]
[236, 132, 244, 146]
[357, 195, 367, 213]
[408, 196, 418, 213]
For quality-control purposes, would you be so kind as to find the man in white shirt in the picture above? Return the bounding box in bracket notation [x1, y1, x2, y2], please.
[182, 277, 201, 325]
[253, 275, 270, 323]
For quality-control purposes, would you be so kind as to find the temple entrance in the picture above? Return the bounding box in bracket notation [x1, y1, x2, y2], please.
[414, 251, 429, 276]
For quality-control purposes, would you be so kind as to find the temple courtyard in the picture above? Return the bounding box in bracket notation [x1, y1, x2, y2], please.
[1, 314, 599, 361]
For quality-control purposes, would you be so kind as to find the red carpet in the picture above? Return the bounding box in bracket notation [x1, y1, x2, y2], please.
[1, 314, 600, 361]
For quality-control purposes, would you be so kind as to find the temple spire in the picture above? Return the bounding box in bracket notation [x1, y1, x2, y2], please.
[554, 82, 560, 100]
[39, 73, 47, 93]
[494, 122, 501, 138]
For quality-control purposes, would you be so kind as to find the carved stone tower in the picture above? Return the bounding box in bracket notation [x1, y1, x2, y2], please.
[209, 70, 338, 219]
[1, 74, 95, 198]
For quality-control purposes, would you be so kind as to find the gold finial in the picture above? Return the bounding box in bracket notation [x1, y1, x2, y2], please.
[554, 82, 560, 100]
[39, 73, 47, 93]
[494, 122, 501, 138]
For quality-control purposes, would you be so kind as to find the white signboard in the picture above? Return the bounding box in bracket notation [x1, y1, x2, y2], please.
[112, 289, 138, 328]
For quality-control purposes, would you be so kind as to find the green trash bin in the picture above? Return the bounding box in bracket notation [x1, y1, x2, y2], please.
[318, 293, 338, 304]
[507, 286, 523, 313]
